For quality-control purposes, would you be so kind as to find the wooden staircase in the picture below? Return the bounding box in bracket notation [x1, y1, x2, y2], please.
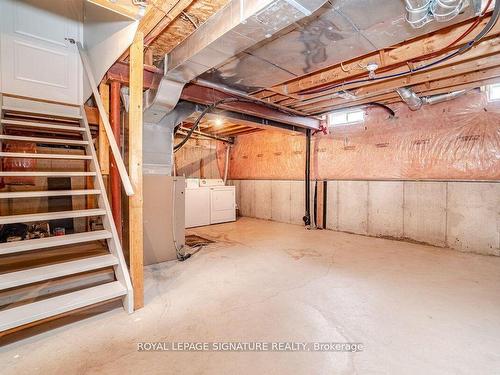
[0, 95, 134, 334]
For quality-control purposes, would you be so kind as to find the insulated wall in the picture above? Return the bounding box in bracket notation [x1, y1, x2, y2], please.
[223, 90, 499, 256]
[175, 138, 222, 179]
[220, 91, 499, 181]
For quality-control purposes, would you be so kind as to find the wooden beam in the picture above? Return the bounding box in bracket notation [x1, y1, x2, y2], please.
[128, 32, 144, 311]
[110, 81, 123, 243]
[107, 61, 162, 90]
[98, 83, 110, 176]
[313, 73, 500, 114]
[301, 44, 500, 112]
[118, 0, 195, 61]
[85, 106, 99, 125]
[302, 55, 500, 112]
[141, 0, 194, 45]
[266, 14, 500, 96]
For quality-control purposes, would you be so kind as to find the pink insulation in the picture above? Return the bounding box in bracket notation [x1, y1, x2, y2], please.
[219, 91, 500, 180]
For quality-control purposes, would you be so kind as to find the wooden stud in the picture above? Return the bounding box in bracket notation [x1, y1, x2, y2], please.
[98, 83, 110, 176]
[128, 31, 144, 311]
[267, 15, 500, 96]
[110, 81, 123, 243]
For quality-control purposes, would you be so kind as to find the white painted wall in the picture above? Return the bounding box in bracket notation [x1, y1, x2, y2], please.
[231, 179, 500, 256]
[82, 2, 138, 100]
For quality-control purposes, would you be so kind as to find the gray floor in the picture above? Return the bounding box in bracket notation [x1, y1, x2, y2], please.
[1, 218, 500, 374]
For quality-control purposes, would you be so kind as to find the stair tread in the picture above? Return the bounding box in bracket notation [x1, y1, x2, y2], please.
[0, 134, 87, 145]
[0, 230, 112, 255]
[0, 254, 118, 290]
[0, 208, 107, 225]
[0, 152, 91, 160]
[1, 119, 84, 132]
[0, 281, 126, 331]
[0, 171, 96, 177]
[1, 105, 82, 120]
[0, 189, 101, 199]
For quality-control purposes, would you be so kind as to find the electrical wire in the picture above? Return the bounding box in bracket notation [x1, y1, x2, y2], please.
[395, 0, 494, 66]
[173, 98, 254, 153]
[299, 0, 500, 96]
[315, 101, 395, 117]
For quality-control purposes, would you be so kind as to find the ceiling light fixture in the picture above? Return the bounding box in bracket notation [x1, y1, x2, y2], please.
[366, 62, 379, 79]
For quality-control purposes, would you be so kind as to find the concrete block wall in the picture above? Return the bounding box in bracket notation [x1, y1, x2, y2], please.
[229, 180, 500, 256]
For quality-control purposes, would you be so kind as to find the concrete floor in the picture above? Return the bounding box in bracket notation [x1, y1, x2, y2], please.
[1, 217, 500, 374]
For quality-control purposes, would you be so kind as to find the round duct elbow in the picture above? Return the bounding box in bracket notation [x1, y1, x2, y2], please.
[430, 0, 464, 22]
[405, 0, 433, 28]
[396, 87, 423, 111]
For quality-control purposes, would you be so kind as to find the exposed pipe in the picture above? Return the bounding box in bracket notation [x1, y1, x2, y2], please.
[367, 102, 396, 118]
[396, 87, 423, 111]
[397, 86, 468, 110]
[405, 0, 433, 28]
[431, 0, 464, 22]
[193, 79, 312, 117]
[303, 129, 312, 227]
[223, 145, 231, 185]
[422, 89, 468, 105]
[110, 81, 122, 242]
[405, 0, 467, 28]
[177, 126, 233, 144]
[300, 0, 493, 97]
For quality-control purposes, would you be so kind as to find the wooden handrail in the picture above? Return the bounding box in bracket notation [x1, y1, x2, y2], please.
[75, 42, 134, 196]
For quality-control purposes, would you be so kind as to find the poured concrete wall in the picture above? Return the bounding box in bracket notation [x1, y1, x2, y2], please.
[230, 179, 500, 256]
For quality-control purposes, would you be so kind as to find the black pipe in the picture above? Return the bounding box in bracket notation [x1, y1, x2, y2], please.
[303, 129, 311, 226]
[315, 102, 395, 117]
[367, 102, 395, 118]
[313, 180, 318, 228]
[322, 180, 328, 229]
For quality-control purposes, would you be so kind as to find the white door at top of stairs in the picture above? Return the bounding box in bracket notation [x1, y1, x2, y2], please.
[0, 0, 82, 105]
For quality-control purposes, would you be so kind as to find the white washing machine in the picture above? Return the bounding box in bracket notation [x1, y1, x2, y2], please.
[185, 179, 236, 228]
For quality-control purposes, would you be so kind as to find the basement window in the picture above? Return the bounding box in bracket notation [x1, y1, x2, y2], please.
[328, 109, 365, 127]
[487, 83, 500, 102]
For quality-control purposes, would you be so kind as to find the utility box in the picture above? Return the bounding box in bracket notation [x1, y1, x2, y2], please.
[143, 176, 185, 265]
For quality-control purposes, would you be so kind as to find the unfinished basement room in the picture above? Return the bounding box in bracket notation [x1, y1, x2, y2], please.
[0, 0, 499, 373]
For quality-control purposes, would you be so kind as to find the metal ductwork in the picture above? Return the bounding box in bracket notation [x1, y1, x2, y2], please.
[431, 0, 466, 22]
[405, 0, 434, 28]
[422, 89, 468, 105]
[199, 0, 481, 93]
[397, 87, 467, 110]
[397, 87, 423, 110]
[405, 0, 470, 28]
[143, 0, 329, 123]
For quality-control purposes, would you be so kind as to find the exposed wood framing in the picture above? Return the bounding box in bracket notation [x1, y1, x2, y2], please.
[140, 0, 195, 45]
[260, 14, 500, 97]
[148, 0, 230, 64]
[98, 83, 110, 175]
[249, 13, 500, 114]
[128, 32, 144, 311]
[294, 41, 500, 112]
[110, 81, 123, 243]
[85, 106, 99, 125]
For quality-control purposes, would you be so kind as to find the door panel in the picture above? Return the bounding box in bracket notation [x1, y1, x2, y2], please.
[210, 187, 236, 224]
[0, 0, 82, 104]
[185, 188, 211, 228]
